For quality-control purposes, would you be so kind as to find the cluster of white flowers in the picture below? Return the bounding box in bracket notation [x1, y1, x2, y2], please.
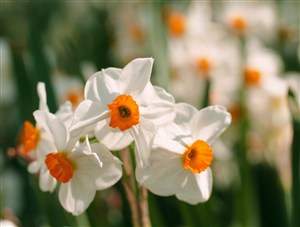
[20, 58, 231, 215]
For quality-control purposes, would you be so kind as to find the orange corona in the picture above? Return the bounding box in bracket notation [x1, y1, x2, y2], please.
[232, 16, 246, 33]
[182, 140, 213, 174]
[197, 57, 211, 77]
[130, 24, 145, 44]
[244, 68, 261, 86]
[20, 121, 40, 154]
[167, 12, 186, 37]
[108, 94, 140, 131]
[66, 90, 83, 107]
[45, 152, 75, 183]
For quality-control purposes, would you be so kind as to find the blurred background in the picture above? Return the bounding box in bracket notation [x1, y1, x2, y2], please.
[1, 1, 299, 226]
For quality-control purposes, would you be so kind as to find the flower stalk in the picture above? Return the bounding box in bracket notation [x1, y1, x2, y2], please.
[120, 146, 151, 227]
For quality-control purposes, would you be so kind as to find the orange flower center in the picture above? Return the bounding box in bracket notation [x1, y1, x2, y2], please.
[228, 104, 242, 123]
[130, 24, 145, 44]
[232, 16, 246, 33]
[197, 57, 211, 77]
[20, 121, 40, 154]
[107, 94, 140, 131]
[66, 90, 83, 107]
[45, 152, 75, 183]
[182, 140, 213, 174]
[167, 12, 186, 37]
[244, 68, 261, 86]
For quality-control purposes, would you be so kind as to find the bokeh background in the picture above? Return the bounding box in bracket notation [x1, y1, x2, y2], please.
[1, 1, 299, 227]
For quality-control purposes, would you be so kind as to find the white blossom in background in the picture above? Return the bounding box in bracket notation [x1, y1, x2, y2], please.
[108, 2, 150, 64]
[165, 2, 241, 108]
[70, 58, 175, 168]
[137, 103, 231, 204]
[168, 31, 240, 107]
[243, 42, 283, 91]
[51, 71, 84, 109]
[165, 1, 212, 40]
[219, 1, 278, 42]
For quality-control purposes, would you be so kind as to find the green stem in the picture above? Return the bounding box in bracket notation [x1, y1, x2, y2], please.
[75, 212, 91, 227]
[201, 78, 211, 108]
[119, 146, 151, 227]
[149, 1, 169, 90]
[234, 36, 258, 227]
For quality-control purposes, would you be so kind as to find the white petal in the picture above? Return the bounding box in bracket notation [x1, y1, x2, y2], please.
[120, 58, 153, 94]
[130, 118, 156, 168]
[37, 82, 49, 112]
[89, 143, 122, 190]
[38, 139, 57, 156]
[94, 119, 134, 150]
[176, 168, 213, 204]
[55, 101, 73, 130]
[140, 102, 175, 127]
[58, 175, 96, 216]
[174, 102, 198, 125]
[137, 85, 175, 126]
[162, 103, 198, 138]
[69, 137, 102, 167]
[189, 105, 231, 144]
[70, 100, 110, 138]
[153, 129, 186, 154]
[39, 165, 57, 192]
[34, 110, 68, 151]
[136, 148, 187, 196]
[135, 83, 174, 106]
[27, 160, 41, 174]
[85, 68, 121, 104]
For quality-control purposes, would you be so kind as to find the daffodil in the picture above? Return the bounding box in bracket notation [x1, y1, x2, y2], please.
[70, 58, 175, 167]
[20, 82, 73, 174]
[136, 103, 231, 204]
[108, 3, 150, 64]
[51, 71, 84, 109]
[244, 43, 283, 88]
[219, 1, 278, 41]
[34, 110, 122, 215]
[165, 2, 241, 107]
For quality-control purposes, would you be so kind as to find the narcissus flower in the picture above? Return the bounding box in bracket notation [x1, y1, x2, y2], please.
[34, 110, 122, 215]
[220, 1, 278, 41]
[51, 71, 84, 109]
[136, 104, 231, 204]
[19, 82, 73, 174]
[70, 58, 175, 167]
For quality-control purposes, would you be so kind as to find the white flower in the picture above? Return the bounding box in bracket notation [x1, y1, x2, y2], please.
[51, 71, 84, 109]
[136, 103, 231, 204]
[168, 32, 240, 107]
[0, 219, 18, 227]
[108, 3, 150, 64]
[70, 58, 175, 168]
[33, 110, 122, 215]
[243, 44, 284, 93]
[20, 83, 73, 174]
[165, 2, 212, 40]
[219, 1, 278, 41]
